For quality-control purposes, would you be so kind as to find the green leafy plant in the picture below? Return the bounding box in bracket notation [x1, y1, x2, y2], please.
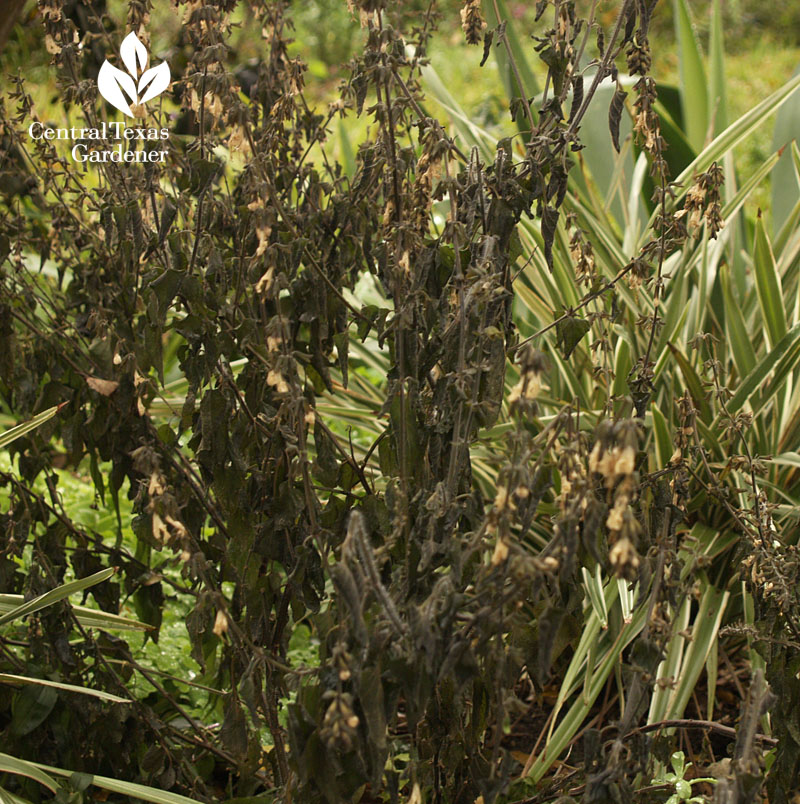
[0, 567, 193, 804]
[651, 751, 716, 804]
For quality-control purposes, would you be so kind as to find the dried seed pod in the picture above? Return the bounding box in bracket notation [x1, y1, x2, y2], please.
[509, 346, 547, 412]
[626, 34, 652, 76]
[460, 0, 485, 45]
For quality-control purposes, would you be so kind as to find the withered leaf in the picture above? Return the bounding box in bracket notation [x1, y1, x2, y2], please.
[480, 29, 494, 68]
[359, 663, 387, 753]
[158, 198, 177, 246]
[624, 2, 637, 42]
[85, 376, 119, 396]
[535, 0, 548, 21]
[221, 696, 249, 760]
[535, 605, 566, 684]
[556, 314, 591, 359]
[541, 204, 559, 271]
[569, 75, 584, 124]
[608, 88, 628, 153]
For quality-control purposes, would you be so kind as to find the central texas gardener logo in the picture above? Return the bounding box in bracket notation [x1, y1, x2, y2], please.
[97, 32, 171, 117]
[27, 30, 171, 163]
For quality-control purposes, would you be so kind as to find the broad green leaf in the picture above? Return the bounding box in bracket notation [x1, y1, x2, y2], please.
[771, 66, 800, 238]
[0, 567, 116, 627]
[650, 402, 673, 470]
[668, 585, 728, 720]
[723, 149, 748, 301]
[0, 755, 59, 794]
[695, 416, 725, 462]
[566, 203, 647, 322]
[673, 0, 708, 152]
[623, 152, 649, 254]
[720, 265, 756, 379]
[654, 253, 688, 378]
[575, 76, 635, 226]
[27, 761, 200, 804]
[779, 397, 800, 453]
[618, 579, 636, 624]
[726, 324, 800, 417]
[676, 525, 738, 586]
[0, 675, 129, 704]
[753, 213, 787, 349]
[0, 786, 32, 804]
[0, 596, 150, 632]
[548, 346, 592, 407]
[581, 566, 608, 630]
[552, 224, 582, 308]
[11, 684, 57, 736]
[550, 581, 619, 720]
[708, 0, 727, 136]
[717, 149, 781, 232]
[773, 452, 800, 469]
[649, 597, 691, 723]
[0, 405, 64, 450]
[528, 583, 647, 782]
[543, 583, 615, 751]
[685, 231, 716, 339]
[750, 332, 800, 422]
[706, 626, 719, 721]
[612, 334, 632, 413]
[775, 186, 800, 257]
[667, 343, 711, 422]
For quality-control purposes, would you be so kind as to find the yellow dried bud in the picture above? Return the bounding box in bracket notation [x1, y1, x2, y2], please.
[491, 538, 509, 565]
[212, 609, 229, 636]
[606, 506, 624, 532]
[267, 369, 289, 394]
[609, 537, 639, 576]
[494, 486, 510, 512]
[588, 441, 602, 473]
[255, 226, 271, 257]
[228, 125, 250, 154]
[615, 445, 636, 476]
[256, 266, 275, 297]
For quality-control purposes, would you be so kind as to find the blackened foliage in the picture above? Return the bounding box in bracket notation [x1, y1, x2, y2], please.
[608, 88, 628, 153]
[0, 0, 638, 802]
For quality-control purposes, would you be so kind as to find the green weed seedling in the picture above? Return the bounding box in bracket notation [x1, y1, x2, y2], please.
[652, 751, 716, 804]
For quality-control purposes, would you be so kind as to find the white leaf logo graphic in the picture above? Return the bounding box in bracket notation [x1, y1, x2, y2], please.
[97, 62, 138, 116]
[97, 32, 170, 117]
[138, 63, 171, 104]
[120, 32, 148, 77]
